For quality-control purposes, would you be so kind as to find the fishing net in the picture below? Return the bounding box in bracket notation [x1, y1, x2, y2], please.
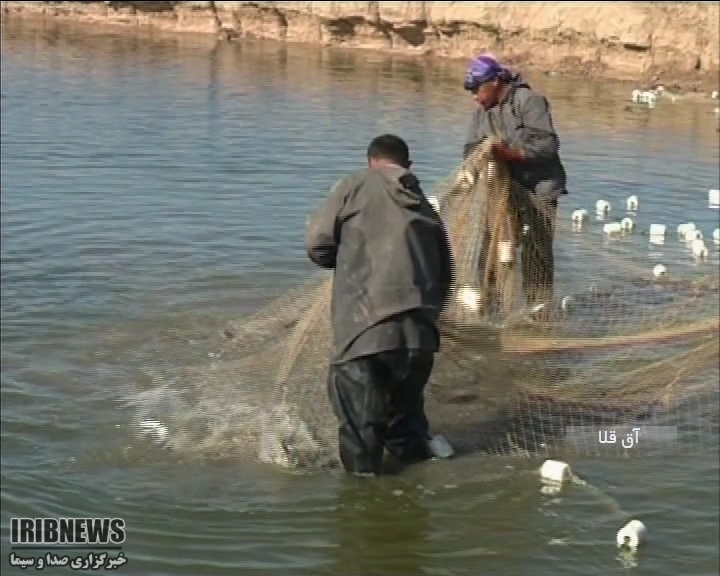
[128, 138, 719, 468]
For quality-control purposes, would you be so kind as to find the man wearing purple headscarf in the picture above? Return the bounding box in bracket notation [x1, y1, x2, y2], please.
[463, 54, 568, 313]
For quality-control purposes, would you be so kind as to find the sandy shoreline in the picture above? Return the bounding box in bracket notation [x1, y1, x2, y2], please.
[2, 1, 719, 99]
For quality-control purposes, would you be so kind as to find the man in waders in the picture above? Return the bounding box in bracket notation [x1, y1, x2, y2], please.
[462, 54, 568, 316]
[305, 134, 454, 476]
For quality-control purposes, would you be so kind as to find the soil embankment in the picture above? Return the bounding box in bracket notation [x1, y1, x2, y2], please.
[2, 1, 719, 94]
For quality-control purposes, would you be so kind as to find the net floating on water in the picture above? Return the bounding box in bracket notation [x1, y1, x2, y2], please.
[131, 137, 719, 468]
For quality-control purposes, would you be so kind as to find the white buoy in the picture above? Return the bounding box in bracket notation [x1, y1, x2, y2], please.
[634, 90, 657, 107]
[603, 221, 622, 236]
[571, 208, 589, 223]
[712, 90, 719, 100]
[626, 195, 639, 211]
[485, 161, 497, 180]
[677, 222, 696, 239]
[691, 239, 709, 260]
[621, 217, 635, 233]
[632, 90, 657, 105]
[596, 200, 611, 215]
[540, 459, 571, 484]
[428, 435, 454, 459]
[713, 228, 720, 245]
[653, 264, 667, 278]
[427, 195, 440, 212]
[648, 223, 666, 237]
[457, 168, 475, 187]
[649, 235, 665, 246]
[688, 229, 704, 242]
[616, 519, 648, 551]
[457, 286, 481, 312]
[709, 189, 720, 207]
[498, 241, 515, 263]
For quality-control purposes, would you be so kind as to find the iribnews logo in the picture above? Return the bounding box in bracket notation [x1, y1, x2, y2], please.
[11, 518, 126, 550]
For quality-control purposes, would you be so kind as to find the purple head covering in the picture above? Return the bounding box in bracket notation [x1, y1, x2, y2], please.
[464, 54, 504, 90]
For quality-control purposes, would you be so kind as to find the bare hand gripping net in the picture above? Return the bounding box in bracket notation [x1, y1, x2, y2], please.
[127, 138, 719, 467]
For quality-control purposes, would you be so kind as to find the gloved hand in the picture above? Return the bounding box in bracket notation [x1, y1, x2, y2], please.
[491, 142, 525, 163]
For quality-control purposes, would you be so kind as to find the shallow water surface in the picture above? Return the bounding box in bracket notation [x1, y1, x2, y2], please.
[2, 18, 719, 576]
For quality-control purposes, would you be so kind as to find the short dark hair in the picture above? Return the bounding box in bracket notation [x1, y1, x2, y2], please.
[367, 134, 410, 168]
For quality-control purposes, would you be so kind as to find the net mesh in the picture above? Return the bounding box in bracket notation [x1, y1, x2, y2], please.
[127, 138, 719, 468]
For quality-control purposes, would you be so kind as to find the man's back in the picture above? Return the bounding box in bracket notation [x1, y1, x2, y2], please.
[305, 133, 454, 475]
[306, 165, 453, 364]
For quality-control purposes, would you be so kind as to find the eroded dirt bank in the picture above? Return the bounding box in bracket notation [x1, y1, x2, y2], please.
[2, 1, 719, 94]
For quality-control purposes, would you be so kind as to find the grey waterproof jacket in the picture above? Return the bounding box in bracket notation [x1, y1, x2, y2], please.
[305, 165, 454, 364]
[464, 73, 568, 200]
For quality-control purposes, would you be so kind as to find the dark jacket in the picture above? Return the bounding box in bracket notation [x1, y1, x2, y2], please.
[305, 165, 454, 364]
[464, 72, 568, 200]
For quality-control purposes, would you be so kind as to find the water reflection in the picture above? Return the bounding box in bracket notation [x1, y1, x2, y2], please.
[330, 478, 431, 576]
[2, 16, 719, 150]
